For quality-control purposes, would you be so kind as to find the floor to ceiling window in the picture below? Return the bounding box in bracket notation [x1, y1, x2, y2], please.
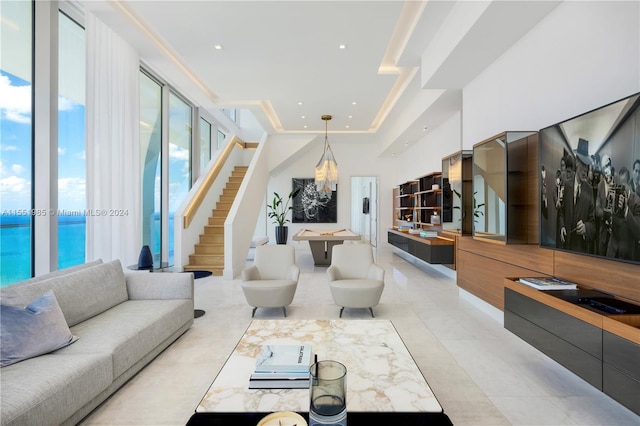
[200, 117, 212, 173]
[140, 71, 163, 267]
[140, 70, 195, 268]
[57, 11, 86, 270]
[217, 129, 226, 150]
[168, 92, 192, 266]
[0, 1, 33, 286]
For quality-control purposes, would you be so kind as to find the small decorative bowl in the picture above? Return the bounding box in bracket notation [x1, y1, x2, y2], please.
[257, 411, 307, 426]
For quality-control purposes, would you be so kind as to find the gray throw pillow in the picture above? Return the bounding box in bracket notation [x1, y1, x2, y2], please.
[1, 290, 78, 367]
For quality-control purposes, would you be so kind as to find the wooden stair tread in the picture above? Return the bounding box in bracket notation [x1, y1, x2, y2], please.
[185, 165, 248, 275]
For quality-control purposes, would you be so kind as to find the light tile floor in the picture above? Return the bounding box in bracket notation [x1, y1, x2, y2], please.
[81, 244, 639, 425]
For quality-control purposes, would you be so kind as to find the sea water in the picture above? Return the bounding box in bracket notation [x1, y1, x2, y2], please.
[0, 216, 86, 287]
[1, 214, 170, 287]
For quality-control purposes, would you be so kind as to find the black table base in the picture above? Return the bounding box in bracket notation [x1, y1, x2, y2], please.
[187, 411, 452, 425]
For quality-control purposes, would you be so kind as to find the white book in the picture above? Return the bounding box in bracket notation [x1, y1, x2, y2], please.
[518, 277, 577, 290]
[250, 372, 310, 380]
[248, 379, 310, 389]
[254, 344, 312, 373]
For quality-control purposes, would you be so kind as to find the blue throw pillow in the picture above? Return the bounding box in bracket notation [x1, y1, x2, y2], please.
[1, 290, 78, 367]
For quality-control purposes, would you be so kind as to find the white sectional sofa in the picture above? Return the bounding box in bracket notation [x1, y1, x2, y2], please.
[0, 259, 194, 426]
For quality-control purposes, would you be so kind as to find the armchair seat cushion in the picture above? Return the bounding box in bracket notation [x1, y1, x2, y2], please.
[326, 244, 385, 315]
[241, 280, 297, 308]
[240, 245, 300, 316]
[329, 280, 384, 308]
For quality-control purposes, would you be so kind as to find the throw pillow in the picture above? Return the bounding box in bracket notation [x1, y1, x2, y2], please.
[1, 290, 78, 367]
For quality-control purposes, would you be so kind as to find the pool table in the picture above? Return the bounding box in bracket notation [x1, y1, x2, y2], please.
[292, 228, 361, 265]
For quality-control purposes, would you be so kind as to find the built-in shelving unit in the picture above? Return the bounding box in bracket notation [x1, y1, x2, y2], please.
[392, 172, 454, 267]
[394, 180, 418, 229]
[472, 131, 538, 244]
[442, 150, 473, 235]
[394, 173, 442, 231]
[414, 172, 442, 228]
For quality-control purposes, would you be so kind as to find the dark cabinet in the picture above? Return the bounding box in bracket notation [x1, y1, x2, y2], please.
[387, 231, 453, 265]
[504, 281, 640, 415]
[602, 331, 640, 415]
[504, 289, 602, 389]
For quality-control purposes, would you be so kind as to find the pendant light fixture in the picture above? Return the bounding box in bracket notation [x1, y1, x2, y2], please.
[315, 114, 338, 196]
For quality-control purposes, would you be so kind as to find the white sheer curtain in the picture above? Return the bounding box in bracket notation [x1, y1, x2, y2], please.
[85, 12, 141, 265]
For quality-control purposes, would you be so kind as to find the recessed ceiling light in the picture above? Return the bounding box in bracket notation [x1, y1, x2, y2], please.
[338, 44, 347, 49]
[304, 125, 308, 129]
[348, 115, 353, 119]
[404, 141, 409, 146]
[301, 115, 306, 119]
[423, 125, 428, 131]
[213, 44, 223, 50]
[352, 101, 357, 105]
[392, 152, 396, 157]
[345, 125, 350, 129]
[298, 101, 303, 105]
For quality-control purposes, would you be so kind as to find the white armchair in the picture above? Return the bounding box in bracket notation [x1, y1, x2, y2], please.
[327, 243, 385, 317]
[241, 245, 299, 317]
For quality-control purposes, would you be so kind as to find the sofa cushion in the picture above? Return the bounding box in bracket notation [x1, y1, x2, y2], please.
[1, 290, 78, 367]
[59, 299, 193, 378]
[0, 260, 128, 327]
[0, 353, 112, 426]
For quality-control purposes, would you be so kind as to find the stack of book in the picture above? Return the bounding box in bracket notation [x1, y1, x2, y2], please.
[420, 229, 438, 238]
[248, 344, 312, 389]
[518, 277, 578, 290]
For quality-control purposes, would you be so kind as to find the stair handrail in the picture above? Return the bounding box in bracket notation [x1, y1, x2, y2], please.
[183, 134, 243, 229]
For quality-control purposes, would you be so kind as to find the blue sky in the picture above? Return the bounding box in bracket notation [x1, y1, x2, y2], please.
[1, 69, 86, 213]
[1, 67, 195, 218]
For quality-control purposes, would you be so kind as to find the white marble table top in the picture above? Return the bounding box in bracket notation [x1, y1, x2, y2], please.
[196, 319, 442, 414]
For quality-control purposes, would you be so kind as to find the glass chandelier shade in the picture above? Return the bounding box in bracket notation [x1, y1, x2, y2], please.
[315, 115, 338, 196]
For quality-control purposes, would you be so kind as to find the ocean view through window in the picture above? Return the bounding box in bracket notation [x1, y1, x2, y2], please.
[57, 11, 87, 271]
[0, 68, 34, 285]
[1, 1, 33, 286]
[1, 6, 87, 287]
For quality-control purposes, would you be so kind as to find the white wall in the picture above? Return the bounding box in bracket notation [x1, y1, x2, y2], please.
[462, 1, 640, 148]
[396, 111, 462, 183]
[225, 132, 271, 278]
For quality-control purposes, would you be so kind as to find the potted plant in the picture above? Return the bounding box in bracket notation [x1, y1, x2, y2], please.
[267, 189, 301, 244]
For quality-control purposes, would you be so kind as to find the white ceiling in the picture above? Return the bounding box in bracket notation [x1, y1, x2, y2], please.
[80, 0, 560, 151]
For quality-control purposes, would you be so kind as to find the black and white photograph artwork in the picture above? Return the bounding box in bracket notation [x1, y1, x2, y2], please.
[291, 178, 337, 223]
[539, 93, 640, 265]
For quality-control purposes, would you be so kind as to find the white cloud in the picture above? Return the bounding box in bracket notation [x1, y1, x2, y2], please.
[1, 145, 18, 151]
[11, 164, 24, 175]
[58, 147, 66, 155]
[0, 162, 26, 178]
[58, 177, 86, 204]
[58, 96, 77, 111]
[0, 75, 31, 124]
[169, 143, 190, 161]
[0, 175, 29, 193]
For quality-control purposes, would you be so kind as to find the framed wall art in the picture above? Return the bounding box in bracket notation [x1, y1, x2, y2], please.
[292, 178, 337, 223]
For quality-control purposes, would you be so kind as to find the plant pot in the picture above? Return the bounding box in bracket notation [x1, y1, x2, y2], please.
[275, 226, 288, 245]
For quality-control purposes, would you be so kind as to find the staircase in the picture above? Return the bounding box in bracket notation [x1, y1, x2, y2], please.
[183, 166, 248, 276]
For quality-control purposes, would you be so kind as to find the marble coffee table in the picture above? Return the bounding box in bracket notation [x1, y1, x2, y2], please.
[189, 319, 449, 425]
